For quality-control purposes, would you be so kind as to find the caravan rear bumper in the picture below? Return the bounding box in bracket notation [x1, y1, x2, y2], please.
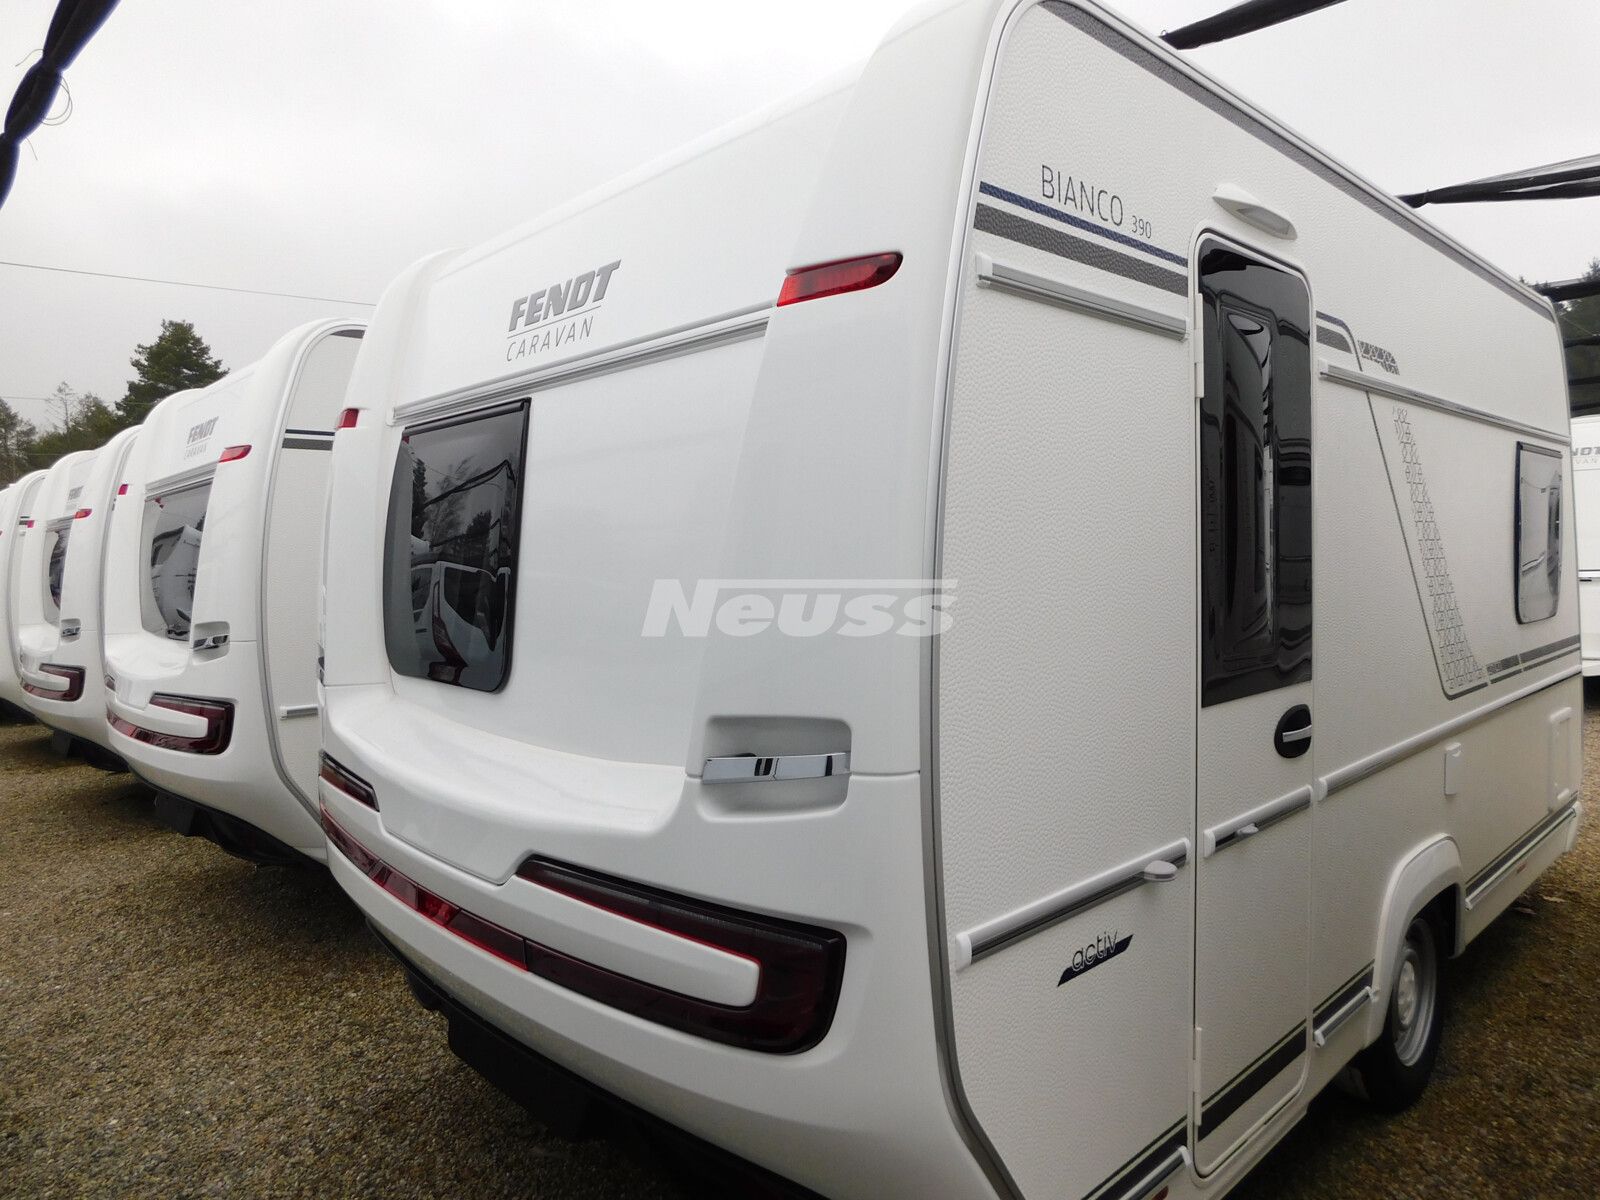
[104, 644, 325, 859]
[316, 733, 999, 1200]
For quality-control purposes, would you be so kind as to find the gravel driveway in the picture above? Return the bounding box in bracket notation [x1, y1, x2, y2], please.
[2, 694, 1597, 1199]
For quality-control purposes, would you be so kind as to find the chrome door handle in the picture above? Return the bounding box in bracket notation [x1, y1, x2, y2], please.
[702, 751, 850, 784]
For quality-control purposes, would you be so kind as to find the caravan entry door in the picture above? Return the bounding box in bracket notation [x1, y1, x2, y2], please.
[1192, 240, 1314, 1172]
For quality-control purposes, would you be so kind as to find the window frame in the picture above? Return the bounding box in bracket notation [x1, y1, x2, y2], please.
[382, 399, 530, 695]
[1513, 440, 1563, 624]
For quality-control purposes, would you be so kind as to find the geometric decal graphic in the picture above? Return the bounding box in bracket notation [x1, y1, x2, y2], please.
[1392, 407, 1488, 695]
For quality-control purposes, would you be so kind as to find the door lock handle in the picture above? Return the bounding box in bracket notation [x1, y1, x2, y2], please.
[1273, 704, 1312, 758]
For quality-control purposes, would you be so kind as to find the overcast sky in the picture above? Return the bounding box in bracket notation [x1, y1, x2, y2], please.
[2, 0, 1595, 429]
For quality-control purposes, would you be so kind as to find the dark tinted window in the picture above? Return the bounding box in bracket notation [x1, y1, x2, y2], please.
[383, 402, 528, 691]
[1198, 245, 1312, 706]
[141, 482, 212, 640]
[44, 521, 71, 624]
[1514, 442, 1562, 623]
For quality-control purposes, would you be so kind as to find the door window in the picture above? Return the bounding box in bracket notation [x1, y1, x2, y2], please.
[141, 482, 212, 640]
[1198, 244, 1313, 706]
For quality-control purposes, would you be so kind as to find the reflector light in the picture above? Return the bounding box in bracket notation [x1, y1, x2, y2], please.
[107, 694, 233, 754]
[218, 444, 251, 463]
[73, 508, 92, 520]
[117, 483, 129, 496]
[319, 752, 378, 810]
[517, 858, 847, 1053]
[321, 807, 525, 967]
[777, 252, 902, 307]
[336, 408, 361, 430]
[23, 664, 85, 702]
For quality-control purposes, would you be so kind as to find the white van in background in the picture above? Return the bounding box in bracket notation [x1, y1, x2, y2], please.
[13, 448, 106, 758]
[0, 472, 48, 722]
[19, 426, 144, 766]
[1571, 413, 1600, 675]
[318, 1, 1579, 1197]
[103, 319, 364, 864]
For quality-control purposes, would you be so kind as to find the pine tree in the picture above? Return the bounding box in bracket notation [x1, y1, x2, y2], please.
[117, 320, 227, 424]
[0, 398, 38, 486]
[1561, 259, 1600, 414]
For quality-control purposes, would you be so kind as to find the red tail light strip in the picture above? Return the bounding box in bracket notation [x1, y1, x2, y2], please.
[319, 807, 845, 1053]
[319, 751, 378, 809]
[218, 444, 251, 463]
[107, 694, 233, 754]
[336, 407, 361, 430]
[777, 251, 902, 307]
[23, 664, 85, 702]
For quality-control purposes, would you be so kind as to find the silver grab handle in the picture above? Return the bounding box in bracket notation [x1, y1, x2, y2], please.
[702, 751, 850, 784]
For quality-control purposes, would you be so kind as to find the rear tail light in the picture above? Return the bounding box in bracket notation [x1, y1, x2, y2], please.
[777, 251, 902, 307]
[336, 408, 361, 430]
[218, 444, 251, 463]
[107, 694, 233, 754]
[117, 483, 129, 496]
[517, 858, 846, 1054]
[321, 808, 526, 967]
[23, 664, 85, 702]
[319, 752, 377, 810]
[73, 508, 92, 520]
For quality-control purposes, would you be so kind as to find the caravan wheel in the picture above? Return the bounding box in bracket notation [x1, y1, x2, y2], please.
[1342, 915, 1444, 1112]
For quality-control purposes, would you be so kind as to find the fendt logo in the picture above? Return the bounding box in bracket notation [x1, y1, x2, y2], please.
[183, 417, 219, 459]
[505, 259, 620, 364]
[1574, 444, 1600, 471]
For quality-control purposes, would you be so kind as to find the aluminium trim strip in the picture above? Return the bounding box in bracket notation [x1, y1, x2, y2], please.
[1464, 800, 1580, 910]
[955, 837, 1191, 968]
[974, 252, 1188, 338]
[1312, 986, 1374, 1047]
[1320, 665, 1580, 800]
[1320, 361, 1568, 443]
[1203, 785, 1312, 857]
[143, 461, 216, 500]
[393, 303, 772, 426]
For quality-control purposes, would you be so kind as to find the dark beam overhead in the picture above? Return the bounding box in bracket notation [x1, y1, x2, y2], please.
[1162, 0, 1350, 49]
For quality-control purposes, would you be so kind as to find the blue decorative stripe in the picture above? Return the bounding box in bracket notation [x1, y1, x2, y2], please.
[978, 181, 1188, 267]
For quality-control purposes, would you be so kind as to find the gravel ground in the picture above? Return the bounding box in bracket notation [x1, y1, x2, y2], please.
[2, 695, 1597, 1199]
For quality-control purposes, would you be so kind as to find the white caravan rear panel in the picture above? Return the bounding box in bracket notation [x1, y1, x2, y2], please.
[103, 320, 364, 861]
[14, 450, 99, 732]
[319, 2, 1579, 1198]
[0, 473, 47, 714]
[23, 427, 143, 751]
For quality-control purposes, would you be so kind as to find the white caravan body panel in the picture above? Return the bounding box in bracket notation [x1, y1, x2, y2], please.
[103, 320, 364, 860]
[0, 473, 48, 713]
[1571, 413, 1600, 675]
[319, 2, 1580, 1198]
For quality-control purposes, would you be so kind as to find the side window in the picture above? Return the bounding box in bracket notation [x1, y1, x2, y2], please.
[1514, 442, 1562, 623]
[44, 520, 72, 623]
[382, 401, 529, 692]
[141, 482, 213, 640]
[1198, 244, 1313, 706]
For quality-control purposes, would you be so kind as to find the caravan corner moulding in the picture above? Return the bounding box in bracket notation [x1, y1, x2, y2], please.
[312, 3, 1581, 1199]
[102, 318, 365, 865]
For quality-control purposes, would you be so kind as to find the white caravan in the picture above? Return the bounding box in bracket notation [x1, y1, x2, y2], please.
[1571, 414, 1600, 674]
[16, 427, 143, 762]
[103, 319, 364, 864]
[1, 473, 48, 720]
[12, 447, 111, 756]
[317, 2, 1582, 1198]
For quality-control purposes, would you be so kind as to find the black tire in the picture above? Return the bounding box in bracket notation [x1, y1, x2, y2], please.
[1341, 913, 1444, 1112]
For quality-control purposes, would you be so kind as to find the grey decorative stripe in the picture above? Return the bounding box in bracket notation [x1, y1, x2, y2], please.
[974, 203, 1188, 296]
[1486, 634, 1581, 681]
[1390, 407, 1488, 697]
[282, 437, 334, 452]
[1316, 325, 1352, 353]
[1465, 799, 1580, 909]
[1041, 2, 1552, 321]
[1085, 1119, 1187, 1200]
[1199, 1022, 1305, 1138]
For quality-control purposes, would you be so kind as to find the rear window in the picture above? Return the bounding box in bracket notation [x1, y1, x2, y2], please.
[383, 402, 528, 692]
[43, 520, 71, 624]
[141, 482, 212, 641]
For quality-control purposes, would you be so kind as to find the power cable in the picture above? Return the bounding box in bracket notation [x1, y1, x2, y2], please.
[0, 258, 374, 306]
